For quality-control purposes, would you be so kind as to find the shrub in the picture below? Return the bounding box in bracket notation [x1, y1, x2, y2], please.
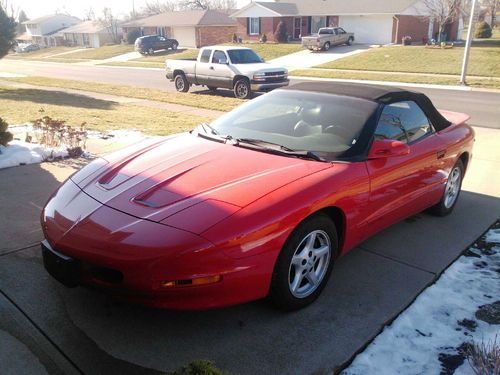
[171, 360, 227, 375]
[0, 117, 13, 147]
[30, 115, 87, 157]
[274, 21, 288, 43]
[126, 28, 142, 44]
[474, 21, 493, 39]
[467, 336, 500, 375]
[0, 6, 17, 59]
[260, 33, 267, 43]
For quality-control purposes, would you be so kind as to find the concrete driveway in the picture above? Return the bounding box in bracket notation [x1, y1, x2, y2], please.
[1, 126, 499, 375]
[269, 44, 371, 70]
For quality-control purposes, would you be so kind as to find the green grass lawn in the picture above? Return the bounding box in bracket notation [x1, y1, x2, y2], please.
[58, 44, 135, 60]
[7, 47, 82, 59]
[0, 86, 208, 135]
[4, 76, 242, 112]
[317, 45, 500, 77]
[290, 69, 500, 89]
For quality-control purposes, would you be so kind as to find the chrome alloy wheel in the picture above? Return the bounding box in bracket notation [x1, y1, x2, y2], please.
[288, 230, 331, 298]
[444, 166, 462, 209]
[175, 76, 185, 91]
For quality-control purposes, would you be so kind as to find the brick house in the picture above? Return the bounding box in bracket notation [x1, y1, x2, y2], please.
[122, 10, 237, 48]
[231, 0, 464, 45]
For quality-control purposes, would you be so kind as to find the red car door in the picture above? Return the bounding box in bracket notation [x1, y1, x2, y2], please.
[362, 101, 445, 239]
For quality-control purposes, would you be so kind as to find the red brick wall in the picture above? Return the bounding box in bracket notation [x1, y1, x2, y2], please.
[197, 26, 238, 47]
[393, 15, 430, 44]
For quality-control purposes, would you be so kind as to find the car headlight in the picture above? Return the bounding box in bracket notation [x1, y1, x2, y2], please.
[253, 73, 266, 82]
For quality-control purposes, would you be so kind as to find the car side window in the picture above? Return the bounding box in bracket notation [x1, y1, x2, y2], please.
[200, 49, 212, 63]
[338, 28, 346, 34]
[212, 50, 227, 64]
[375, 101, 433, 144]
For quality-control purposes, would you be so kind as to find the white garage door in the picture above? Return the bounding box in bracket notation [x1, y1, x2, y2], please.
[172, 27, 197, 48]
[339, 15, 393, 45]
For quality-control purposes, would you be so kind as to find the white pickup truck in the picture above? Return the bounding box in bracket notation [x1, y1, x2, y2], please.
[165, 46, 289, 99]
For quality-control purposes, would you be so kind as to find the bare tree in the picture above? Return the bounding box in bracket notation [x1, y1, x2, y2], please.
[84, 7, 96, 21]
[141, 0, 179, 16]
[99, 7, 120, 44]
[422, 0, 462, 41]
[481, 0, 499, 26]
[181, 0, 236, 10]
[0, 0, 19, 19]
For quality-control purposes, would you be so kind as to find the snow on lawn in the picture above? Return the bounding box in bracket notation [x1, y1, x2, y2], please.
[343, 223, 500, 375]
[0, 126, 151, 170]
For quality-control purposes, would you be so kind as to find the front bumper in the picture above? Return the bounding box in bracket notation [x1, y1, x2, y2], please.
[41, 179, 274, 310]
[250, 79, 289, 92]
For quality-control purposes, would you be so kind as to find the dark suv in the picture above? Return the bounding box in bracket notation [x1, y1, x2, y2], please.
[135, 35, 179, 55]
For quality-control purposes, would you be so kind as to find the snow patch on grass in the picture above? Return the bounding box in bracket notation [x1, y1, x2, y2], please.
[343, 224, 500, 375]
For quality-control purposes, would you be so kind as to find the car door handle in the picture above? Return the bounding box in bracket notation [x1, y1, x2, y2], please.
[437, 149, 446, 159]
[209, 66, 215, 70]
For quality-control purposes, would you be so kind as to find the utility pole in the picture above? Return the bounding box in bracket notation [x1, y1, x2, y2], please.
[460, 0, 478, 85]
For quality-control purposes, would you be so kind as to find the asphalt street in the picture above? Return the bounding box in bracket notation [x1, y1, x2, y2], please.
[0, 59, 499, 129]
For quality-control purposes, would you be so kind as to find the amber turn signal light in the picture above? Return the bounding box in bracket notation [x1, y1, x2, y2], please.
[160, 275, 222, 288]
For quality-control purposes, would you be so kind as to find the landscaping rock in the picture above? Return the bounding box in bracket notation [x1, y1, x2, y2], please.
[475, 301, 500, 325]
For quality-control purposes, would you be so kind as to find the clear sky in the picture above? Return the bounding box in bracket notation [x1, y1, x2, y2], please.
[8, 0, 257, 19]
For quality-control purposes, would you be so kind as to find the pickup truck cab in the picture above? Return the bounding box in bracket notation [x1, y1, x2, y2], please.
[166, 46, 289, 99]
[302, 27, 354, 51]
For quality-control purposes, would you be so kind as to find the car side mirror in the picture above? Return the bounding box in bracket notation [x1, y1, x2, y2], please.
[368, 139, 410, 159]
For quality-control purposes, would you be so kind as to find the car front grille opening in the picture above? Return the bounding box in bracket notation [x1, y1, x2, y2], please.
[87, 266, 124, 285]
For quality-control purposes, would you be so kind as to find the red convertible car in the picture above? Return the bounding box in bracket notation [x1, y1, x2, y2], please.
[41, 83, 474, 310]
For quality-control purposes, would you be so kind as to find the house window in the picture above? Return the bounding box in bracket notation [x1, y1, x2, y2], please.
[249, 17, 260, 35]
[311, 16, 327, 34]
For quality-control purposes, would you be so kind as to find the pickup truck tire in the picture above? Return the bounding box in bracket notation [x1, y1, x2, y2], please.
[234, 78, 251, 99]
[207, 86, 218, 92]
[174, 74, 190, 93]
[148, 48, 154, 55]
[172, 42, 178, 50]
[347, 37, 354, 46]
[323, 42, 331, 51]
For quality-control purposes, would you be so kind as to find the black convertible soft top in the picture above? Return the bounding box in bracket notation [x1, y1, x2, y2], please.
[285, 82, 451, 131]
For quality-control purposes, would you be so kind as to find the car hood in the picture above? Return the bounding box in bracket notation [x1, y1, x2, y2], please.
[70, 133, 330, 228]
[233, 63, 287, 75]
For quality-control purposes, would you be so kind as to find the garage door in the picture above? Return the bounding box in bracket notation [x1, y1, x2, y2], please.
[339, 15, 393, 45]
[172, 27, 197, 48]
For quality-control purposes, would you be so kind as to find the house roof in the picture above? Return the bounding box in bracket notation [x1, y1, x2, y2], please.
[232, 0, 420, 17]
[60, 21, 109, 34]
[22, 14, 81, 25]
[122, 9, 237, 28]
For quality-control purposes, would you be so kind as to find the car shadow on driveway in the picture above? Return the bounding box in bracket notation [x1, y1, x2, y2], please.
[1, 161, 498, 375]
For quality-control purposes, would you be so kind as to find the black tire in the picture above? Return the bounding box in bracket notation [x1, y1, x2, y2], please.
[269, 213, 338, 311]
[233, 78, 251, 99]
[171, 42, 178, 50]
[323, 42, 331, 51]
[148, 48, 154, 55]
[174, 74, 190, 93]
[207, 86, 218, 92]
[430, 159, 464, 216]
[347, 37, 354, 46]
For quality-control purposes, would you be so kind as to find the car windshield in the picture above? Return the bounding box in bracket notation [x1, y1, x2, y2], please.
[208, 90, 377, 160]
[227, 49, 263, 64]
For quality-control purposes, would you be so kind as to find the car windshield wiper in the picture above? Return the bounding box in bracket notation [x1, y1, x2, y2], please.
[233, 138, 327, 162]
[199, 122, 220, 135]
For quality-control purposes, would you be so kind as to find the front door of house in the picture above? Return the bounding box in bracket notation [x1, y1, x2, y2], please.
[294, 17, 301, 39]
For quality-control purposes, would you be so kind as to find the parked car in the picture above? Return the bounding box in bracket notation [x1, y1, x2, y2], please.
[15, 43, 41, 53]
[135, 35, 179, 55]
[166, 45, 289, 99]
[302, 27, 354, 51]
[41, 82, 474, 311]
